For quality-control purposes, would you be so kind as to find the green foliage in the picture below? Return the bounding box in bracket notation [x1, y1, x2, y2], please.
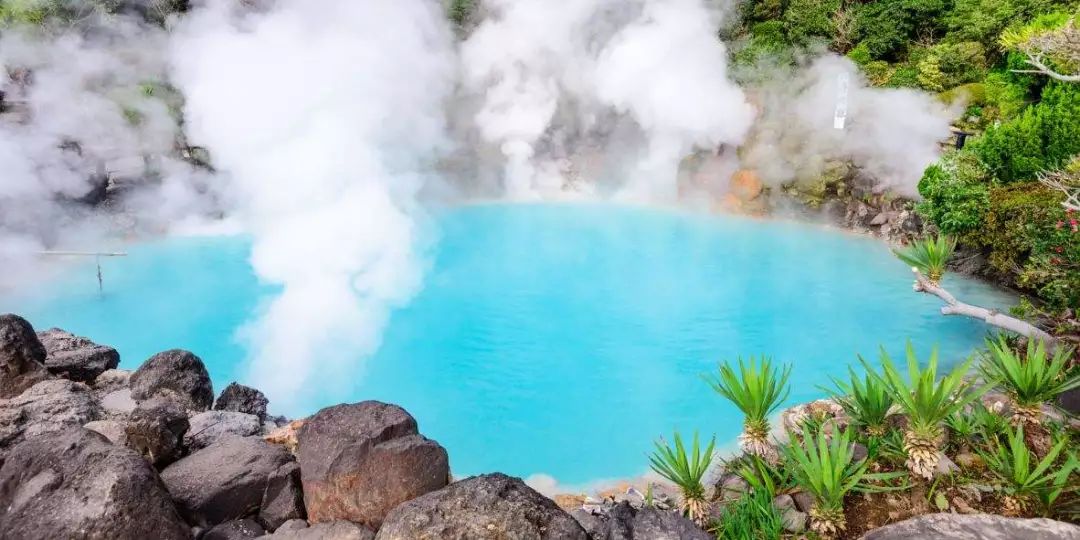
[826, 366, 895, 436]
[448, 0, 474, 28]
[863, 344, 988, 440]
[983, 71, 1033, 122]
[783, 0, 840, 46]
[980, 424, 1077, 514]
[982, 182, 1080, 308]
[945, 0, 1058, 46]
[971, 400, 1011, 439]
[854, 0, 948, 60]
[973, 82, 1080, 184]
[945, 409, 979, 441]
[715, 489, 784, 540]
[917, 54, 947, 91]
[649, 431, 715, 505]
[704, 356, 792, 435]
[737, 454, 796, 499]
[981, 336, 1080, 407]
[893, 234, 957, 282]
[885, 63, 921, 88]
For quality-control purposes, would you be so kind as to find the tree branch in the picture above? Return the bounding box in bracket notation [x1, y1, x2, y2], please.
[910, 268, 1058, 347]
[1012, 54, 1080, 82]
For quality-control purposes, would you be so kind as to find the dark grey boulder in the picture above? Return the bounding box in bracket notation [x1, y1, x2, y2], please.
[375, 473, 588, 540]
[861, 514, 1080, 539]
[129, 349, 213, 412]
[571, 501, 710, 540]
[298, 401, 449, 528]
[267, 521, 375, 540]
[259, 461, 306, 530]
[161, 435, 293, 527]
[0, 379, 101, 455]
[0, 314, 49, 399]
[125, 397, 189, 466]
[204, 518, 266, 540]
[0, 428, 189, 540]
[36, 328, 119, 382]
[185, 410, 262, 451]
[216, 382, 269, 420]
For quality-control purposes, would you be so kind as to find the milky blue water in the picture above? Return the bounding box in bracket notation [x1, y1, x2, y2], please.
[2, 203, 1013, 486]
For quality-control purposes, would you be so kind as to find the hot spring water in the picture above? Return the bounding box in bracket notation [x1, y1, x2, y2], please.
[3, 204, 1012, 487]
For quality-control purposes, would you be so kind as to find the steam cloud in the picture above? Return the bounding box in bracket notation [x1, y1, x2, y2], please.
[0, 0, 953, 410]
[170, 0, 455, 407]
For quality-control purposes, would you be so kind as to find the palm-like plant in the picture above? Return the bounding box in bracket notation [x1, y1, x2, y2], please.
[863, 344, 990, 480]
[980, 424, 1077, 516]
[981, 337, 1080, 427]
[649, 431, 716, 526]
[704, 356, 792, 461]
[893, 235, 956, 284]
[783, 428, 903, 538]
[826, 366, 895, 437]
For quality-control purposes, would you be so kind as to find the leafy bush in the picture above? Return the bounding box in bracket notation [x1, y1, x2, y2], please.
[783, 0, 841, 46]
[981, 182, 1080, 308]
[973, 82, 1080, 183]
[737, 454, 796, 499]
[885, 63, 921, 88]
[944, 0, 1057, 46]
[649, 431, 715, 526]
[854, 0, 948, 60]
[715, 489, 784, 540]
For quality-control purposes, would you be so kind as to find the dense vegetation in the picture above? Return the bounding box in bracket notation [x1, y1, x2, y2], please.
[729, 0, 1080, 317]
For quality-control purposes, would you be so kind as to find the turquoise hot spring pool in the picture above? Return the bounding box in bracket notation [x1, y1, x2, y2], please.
[2, 203, 1013, 487]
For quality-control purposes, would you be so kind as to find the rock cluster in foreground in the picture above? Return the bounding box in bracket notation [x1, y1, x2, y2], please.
[2, 312, 1079, 540]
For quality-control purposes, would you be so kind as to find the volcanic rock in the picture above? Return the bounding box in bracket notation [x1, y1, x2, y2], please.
[0, 314, 49, 399]
[0, 428, 189, 539]
[860, 513, 1080, 539]
[125, 397, 189, 466]
[298, 401, 449, 528]
[215, 382, 269, 421]
[203, 519, 266, 540]
[259, 461, 306, 530]
[0, 379, 101, 455]
[160, 435, 293, 527]
[185, 410, 262, 451]
[268, 521, 375, 540]
[129, 349, 214, 412]
[36, 328, 119, 382]
[571, 500, 709, 540]
[375, 473, 587, 540]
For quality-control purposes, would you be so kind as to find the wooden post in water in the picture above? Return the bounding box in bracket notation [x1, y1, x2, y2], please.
[37, 251, 128, 294]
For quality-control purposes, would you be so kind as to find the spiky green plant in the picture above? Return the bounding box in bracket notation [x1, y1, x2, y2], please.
[826, 366, 895, 437]
[649, 431, 715, 526]
[715, 488, 784, 540]
[980, 424, 1077, 516]
[971, 400, 1011, 440]
[783, 428, 904, 539]
[981, 337, 1080, 427]
[704, 356, 791, 461]
[893, 235, 956, 284]
[863, 344, 990, 480]
[736, 454, 795, 499]
[945, 410, 979, 449]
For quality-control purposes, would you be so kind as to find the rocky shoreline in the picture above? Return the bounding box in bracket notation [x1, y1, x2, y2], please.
[3, 312, 1079, 540]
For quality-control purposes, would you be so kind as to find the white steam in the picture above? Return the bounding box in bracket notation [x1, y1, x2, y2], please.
[742, 55, 953, 197]
[170, 0, 455, 408]
[461, 0, 755, 200]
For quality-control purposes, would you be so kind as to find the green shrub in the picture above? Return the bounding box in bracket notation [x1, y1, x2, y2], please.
[854, 0, 948, 60]
[893, 234, 956, 283]
[886, 63, 921, 87]
[944, 0, 1057, 46]
[649, 431, 715, 526]
[983, 71, 1032, 122]
[715, 489, 784, 540]
[826, 366, 895, 437]
[980, 424, 1077, 516]
[917, 54, 947, 91]
[916, 152, 992, 235]
[981, 336, 1080, 424]
[704, 356, 792, 460]
[981, 182, 1080, 308]
[783, 0, 841, 46]
[973, 82, 1080, 183]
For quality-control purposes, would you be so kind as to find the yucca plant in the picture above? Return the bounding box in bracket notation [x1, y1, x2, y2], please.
[972, 400, 1010, 440]
[945, 410, 979, 451]
[980, 424, 1077, 516]
[704, 356, 792, 461]
[893, 235, 956, 284]
[981, 337, 1080, 428]
[783, 427, 904, 539]
[863, 344, 990, 480]
[737, 454, 795, 499]
[715, 488, 784, 540]
[649, 431, 715, 526]
[826, 366, 895, 438]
